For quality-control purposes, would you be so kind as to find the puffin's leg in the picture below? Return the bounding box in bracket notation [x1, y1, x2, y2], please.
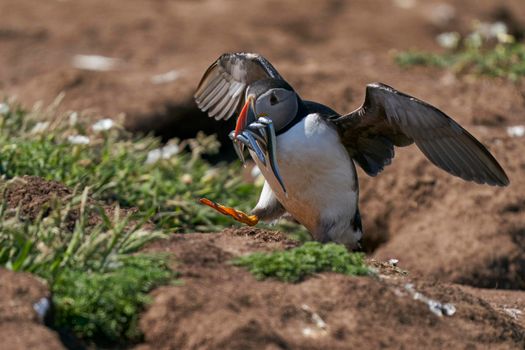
[199, 198, 259, 226]
[314, 211, 363, 251]
[251, 181, 287, 221]
[199, 180, 285, 226]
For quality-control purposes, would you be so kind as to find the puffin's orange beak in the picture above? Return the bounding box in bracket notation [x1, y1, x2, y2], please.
[234, 96, 255, 137]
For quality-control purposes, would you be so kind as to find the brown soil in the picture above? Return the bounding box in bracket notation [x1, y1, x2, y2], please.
[367, 131, 525, 290]
[4, 175, 141, 230]
[137, 229, 525, 350]
[2, 0, 525, 348]
[4, 176, 73, 220]
[0, 269, 64, 350]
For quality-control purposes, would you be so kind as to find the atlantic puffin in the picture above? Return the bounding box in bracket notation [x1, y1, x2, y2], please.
[194, 52, 509, 249]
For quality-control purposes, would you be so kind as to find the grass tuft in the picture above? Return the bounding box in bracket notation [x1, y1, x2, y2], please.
[0, 184, 174, 345]
[233, 242, 370, 283]
[52, 255, 173, 344]
[395, 43, 525, 81]
[395, 27, 525, 81]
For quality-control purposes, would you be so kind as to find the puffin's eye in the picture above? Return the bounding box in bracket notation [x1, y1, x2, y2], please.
[270, 93, 279, 105]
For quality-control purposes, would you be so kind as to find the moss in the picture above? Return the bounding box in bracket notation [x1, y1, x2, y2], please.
[233, 242, 370, 283]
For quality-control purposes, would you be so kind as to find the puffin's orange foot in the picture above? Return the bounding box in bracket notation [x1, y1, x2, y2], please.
[199, 198, 259, 226]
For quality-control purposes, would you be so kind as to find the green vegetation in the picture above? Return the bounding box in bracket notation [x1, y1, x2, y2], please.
[52, 255, 173, 343]
[0, 184, 173, 344]
[0, 102, 259, 233]
[0, 101, 260, 345]
[395, 29, 525, 81]
[233, 242, 370, 282]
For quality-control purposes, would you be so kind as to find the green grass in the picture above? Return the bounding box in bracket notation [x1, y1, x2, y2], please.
[233, 242, 370, 282]
[0, 101, 261, 346]
[0, 184, 174, 345]
[52, 255, 173, 344]
[395, 36, 525, 81]
[0, 102, 259, 233]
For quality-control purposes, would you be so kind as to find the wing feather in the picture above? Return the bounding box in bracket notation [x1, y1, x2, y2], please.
[331, 82, 509, 186]
[195, 53, 282, 120]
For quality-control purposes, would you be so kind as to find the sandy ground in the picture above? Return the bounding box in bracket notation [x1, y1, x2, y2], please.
[1, 0, 525, 348]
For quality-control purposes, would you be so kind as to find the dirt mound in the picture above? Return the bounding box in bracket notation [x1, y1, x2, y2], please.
[4, 175, 141, 231]
[4, 176, 73, 220]
[138, 230, 525, 350]
[0, 269, 64, 350]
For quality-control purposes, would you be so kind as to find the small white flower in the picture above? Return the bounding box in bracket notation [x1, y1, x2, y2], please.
[72, 54, 121, 71]
[507, 125, 525, 138]
[488, 22, 508, 38]
[151, 69, 181, 84]
[181, 173, 192, 184]
[145, 144, 180, 164]
[436, 32, 460, 49]
[161, 144, 180, 159]
[33, 297, 51, 321]
[68, 135, 90, 145]
[475, 21, 508, 40]
[465, 32, 482, 49]
[0, 103, 9, 115]
[251, 165, 261, 179]
[92, 118, 114, 132]
[31, 121, 49, 134]
[145, 148, 162, 164]
[497, 33, 515, 44]
[69, 112, 78, 126]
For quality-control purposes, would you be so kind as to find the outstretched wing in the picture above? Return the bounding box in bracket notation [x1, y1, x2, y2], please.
[330, 82, 509, 186]
[194, 53, 282, 121]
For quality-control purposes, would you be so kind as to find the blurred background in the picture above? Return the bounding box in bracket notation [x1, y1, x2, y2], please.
[0, 0, 522, 138]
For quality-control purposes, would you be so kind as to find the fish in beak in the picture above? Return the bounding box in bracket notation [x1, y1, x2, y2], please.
[231, 96, 286, 194]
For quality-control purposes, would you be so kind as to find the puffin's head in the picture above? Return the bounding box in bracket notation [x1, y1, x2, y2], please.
[232, 78, 299, 194]
[234, 78, 299, 136]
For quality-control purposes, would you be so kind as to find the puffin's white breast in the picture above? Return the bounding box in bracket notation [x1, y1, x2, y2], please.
[251, 114, 358, 237]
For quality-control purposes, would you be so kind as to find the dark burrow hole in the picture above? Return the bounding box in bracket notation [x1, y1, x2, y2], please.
[454, 228, 525, 290]
[360, 216, 391, 254]
[127, 99, 238, 163]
